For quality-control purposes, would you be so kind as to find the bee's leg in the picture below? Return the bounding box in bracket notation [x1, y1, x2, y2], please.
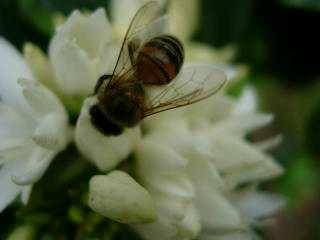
[93, 74, 112, 94]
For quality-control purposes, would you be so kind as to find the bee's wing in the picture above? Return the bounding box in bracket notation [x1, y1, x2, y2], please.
[108, 1, 167, 86]
[144, 64, 227, 116]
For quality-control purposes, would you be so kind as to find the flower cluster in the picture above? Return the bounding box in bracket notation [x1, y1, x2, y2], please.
[0, 0, 284, 239]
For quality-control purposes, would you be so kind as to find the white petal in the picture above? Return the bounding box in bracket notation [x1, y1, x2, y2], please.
[23, 43, 57, 92]
[186, 149, 224, 191]
[32, 113, 70, 151]
[0, 159, 30, 212]
[232, 191, 285, 222]
[89, 171, 157, 223]
[110, 0, 145, 39]
[207, 132, 275, 173]
[0, 38, 33, 114]
[168, 0, 200, 40]
[254, 135, 283, 151]
[153, 194, 190, 222]
[0, 138, 33, 162]
[18, 78, 66, 117]
[49, 37, 96, 96]
[142, 172, 194, 199]
[133, 215, 178, 240]
[135, 138, 188, 176]
[233, 86, 258, 115]
[0, 170, 21, 211]
[212, 113, 273, 138]
[185, 43, 236, 64]
[224, 158, 283, 189]
[58, 9, 112, 59]
[185, 95, 234, 129]
[194, 187, 245, 232]
[0, 104, 33, 139]
[75, 8, 112, 59]
[12, 147, 55, 185]
[143, 118, 196, 157]
[21, 185, 32, 204]
[75, 97, 140, 171]
[96, 43, 119, 77]
[178, 204, 201, 239]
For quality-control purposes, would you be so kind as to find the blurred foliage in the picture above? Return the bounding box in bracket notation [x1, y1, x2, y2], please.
[280, 0, 320, 11]
[0, 0, 320, 239]
[278, 154, 319, 207]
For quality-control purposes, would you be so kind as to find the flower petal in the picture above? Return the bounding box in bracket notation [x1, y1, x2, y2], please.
[194, 187, 245, 232]
[75, 97, 140, 171]
[49, 37, 96, 96]
[0, 159, 30, 212]
[254, 135, 283, 152]
[89, 170, 157, 223]
[142, 172, 194, 199]
[168, 0, 200, 40]
[110, 0, 145, 39]
[133, 210, 188, 240]
[18, 78, 66, 118]
[211, 113, 273, 138]
[0, 103, 33, 139]
[186, 149, 224, 191]
[231, 191, 285, 222]
[11, 146, 55, 185]
[23, 43, 57, 93]
[135, 138, 188, 176]
[53, 9, 112, 59]
[32, 113, 70, 151]
[0, 38, 33, 114]
[223, 157, 283, 189]
[185, 95, 234, 129]
[207, 131, 277, 174]
[178, 204, 201, 239]
[233, 86, 258, 115]
[185, 43, 235, 64]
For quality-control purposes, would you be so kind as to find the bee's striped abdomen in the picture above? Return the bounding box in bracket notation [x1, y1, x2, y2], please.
[137, 35, 184, 85]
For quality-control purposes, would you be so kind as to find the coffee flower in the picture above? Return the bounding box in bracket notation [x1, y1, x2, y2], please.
[0, 2, 284, 240]
[24, 8, 115, 113]
[0, 38, 70, 211]
[87, 86, 284, 239]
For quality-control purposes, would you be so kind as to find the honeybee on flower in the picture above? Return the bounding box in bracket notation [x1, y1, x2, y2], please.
[90, 2, 226, 136]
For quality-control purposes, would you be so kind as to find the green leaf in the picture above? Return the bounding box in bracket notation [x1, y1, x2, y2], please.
[278, 155, 319, 207]
[18, 0, 56, 36]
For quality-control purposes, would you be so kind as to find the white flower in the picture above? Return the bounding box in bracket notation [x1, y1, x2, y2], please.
[88, 87, 284, 239]
[20, 1, 283, 239]
[131, 88, 284, 240]
[89, 170, 157, 223]
[0, 38, 70, 211]
[24, 8, 115, 110]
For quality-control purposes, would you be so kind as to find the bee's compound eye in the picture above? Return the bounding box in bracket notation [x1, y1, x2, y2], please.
[89, 105, 123, 136]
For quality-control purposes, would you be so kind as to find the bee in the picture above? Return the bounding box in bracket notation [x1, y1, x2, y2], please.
[90, 1, 227, 136]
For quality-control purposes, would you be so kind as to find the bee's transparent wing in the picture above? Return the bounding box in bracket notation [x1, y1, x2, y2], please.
[108, 1, 167, 86]
[144, 64, 227, 116]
